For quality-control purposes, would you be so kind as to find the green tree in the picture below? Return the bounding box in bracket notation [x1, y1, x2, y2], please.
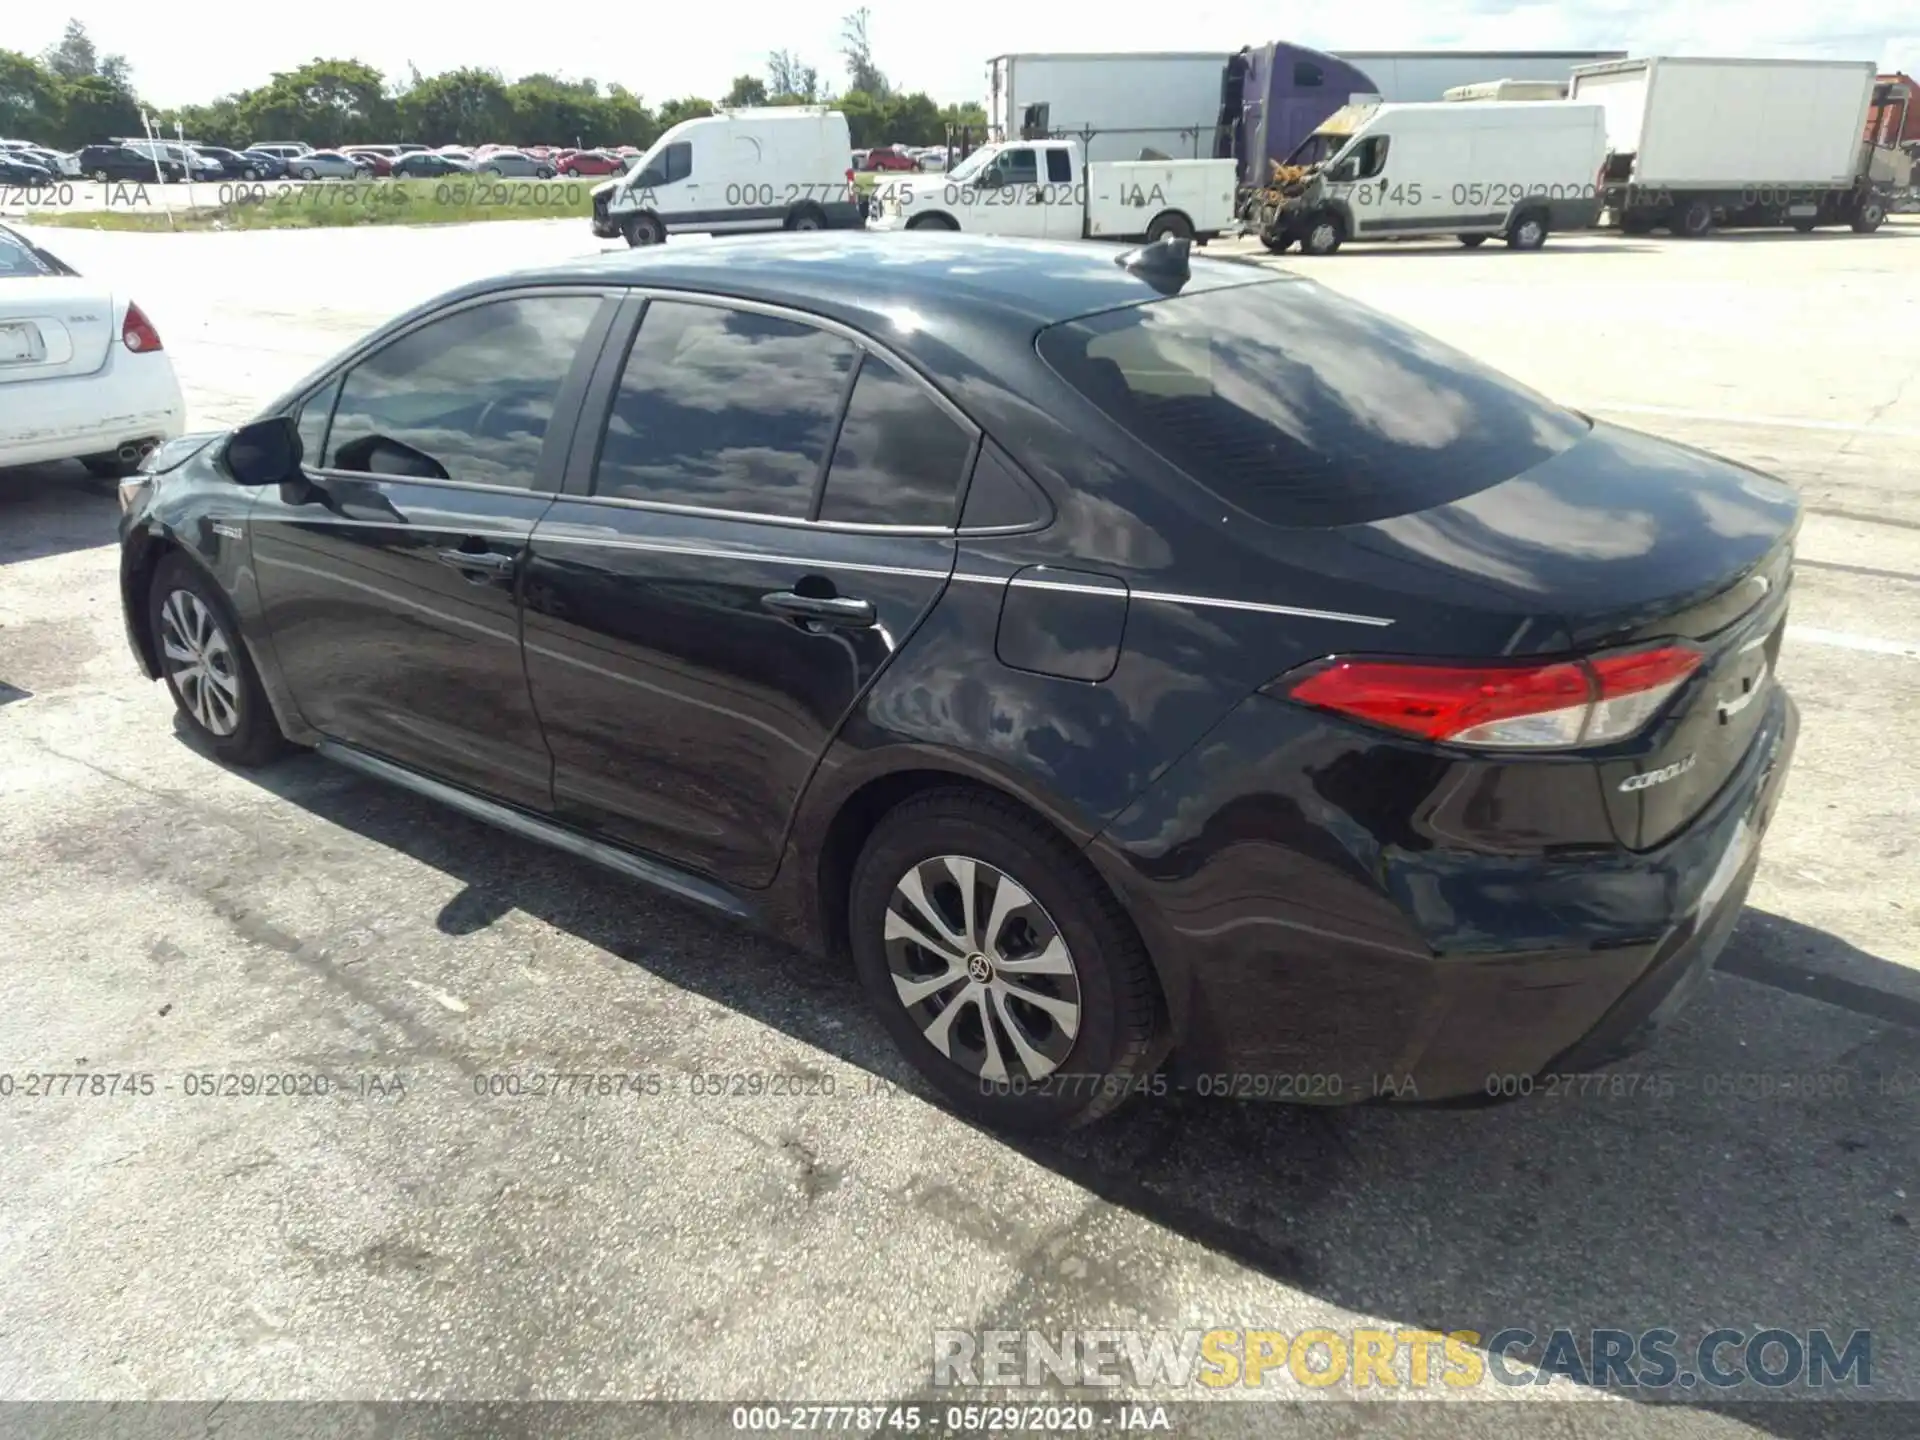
[55, 72, 141, 148]
[0, 50, 63, 138]
[766, 50, 819, 102]
[393, 67, 512, 145]
[840, 10, 888, 100]
[723, 74, 767, 107]
[40, 20, 97, 82]
[656, 96, 715, 130]
[507, 74, 603, 147]
[599, 84, 658, 147]
[236, 58, 391, 147]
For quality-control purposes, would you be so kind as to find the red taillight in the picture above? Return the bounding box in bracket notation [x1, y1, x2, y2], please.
[1279, 643, 1704, 750]
[122, 302, 162, 353]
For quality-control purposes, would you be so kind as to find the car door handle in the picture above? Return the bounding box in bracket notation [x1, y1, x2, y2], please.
[436, 547, 516, 575]
[760, 590, 876, 626]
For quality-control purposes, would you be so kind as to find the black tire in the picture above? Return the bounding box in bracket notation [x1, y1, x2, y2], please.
[624, 212, 665, 246]
[564, 167, 580, 178]
[91, 168, 109, 184]
[1145, 210, 1193, 242]
[1851, 200, 1885, 233]
[1457, 234, 1488, 247]
[1620, 212, 1655, 235]
[848, 788, 1161, 1133]
[1674, 199, 1713, 237]
[242, 166, 259, 180]
[80, 451, 138, 479]
[786, 204, 826, 231]
[1505, 210, 1549, 250]
[905, 212, 959, 231]
[1259, 231, 1294, 253]
[1299, 212, 1344, 255]
[536, 167, 554, 180]
[147, 554, 289, 767]
[298, 166, 317, 180]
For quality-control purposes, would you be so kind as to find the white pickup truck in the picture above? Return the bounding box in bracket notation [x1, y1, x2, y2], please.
[866, 138, 1239, 243]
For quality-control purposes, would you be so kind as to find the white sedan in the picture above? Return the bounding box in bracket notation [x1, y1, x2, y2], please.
[0, 224, 185, 477]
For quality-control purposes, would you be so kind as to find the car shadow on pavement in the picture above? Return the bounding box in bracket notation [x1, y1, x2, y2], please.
[0, 463, 121, 565]
[230, 743, 1919, 1430]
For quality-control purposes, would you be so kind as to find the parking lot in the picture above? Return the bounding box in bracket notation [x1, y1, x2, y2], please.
[2, 218, 1918, 1432]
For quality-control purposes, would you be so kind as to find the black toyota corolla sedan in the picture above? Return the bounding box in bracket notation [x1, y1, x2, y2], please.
[117, 233, 1799, 1130]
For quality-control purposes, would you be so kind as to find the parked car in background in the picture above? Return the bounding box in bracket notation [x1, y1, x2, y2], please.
[556, 149, 623, 176]
[118, 140, 220, 181]
[290, 151, 373, 180]
[191, 146, 273, 180]
[77, 143, 183, 183]
[345, 150, 395, 176]
[436, 147, 475, 163]
[392, 151, 473, 178]
[248, 142, 313, 160]
[0, 221, 183, 477]
[393, 143, 430, 155]
[862, 145, 918, 171]
[16, 146, 79, 177]
[474, 149, 557, 178]
[0, 155, 55, 186]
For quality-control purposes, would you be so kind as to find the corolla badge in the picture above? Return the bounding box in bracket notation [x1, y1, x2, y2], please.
[1620, 755, 1696, 792]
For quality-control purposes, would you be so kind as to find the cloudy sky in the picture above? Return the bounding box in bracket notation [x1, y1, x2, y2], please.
[18, 0, 1919, 109]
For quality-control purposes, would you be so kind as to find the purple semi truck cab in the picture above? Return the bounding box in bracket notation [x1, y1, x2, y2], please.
[1217, 42, 1380, 186]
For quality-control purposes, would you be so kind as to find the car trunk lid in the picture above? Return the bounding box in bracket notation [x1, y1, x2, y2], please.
[0, 278, 117, 383]
[1354, 420, 1800, 849]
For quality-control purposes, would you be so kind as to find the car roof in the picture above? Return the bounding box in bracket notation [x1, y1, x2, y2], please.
[486, 233, 1283, 350]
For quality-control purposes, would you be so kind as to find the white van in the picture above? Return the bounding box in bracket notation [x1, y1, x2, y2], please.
[1255, 100, 1608, 254]
[591, 107, 862, 246]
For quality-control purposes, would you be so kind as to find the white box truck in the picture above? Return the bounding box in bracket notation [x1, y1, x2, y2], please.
[1249, 100, 1607, 254]
[866, 137, 1238, 243]
[987, 53, 1229, 166]
[1570, 56, 1889, 235]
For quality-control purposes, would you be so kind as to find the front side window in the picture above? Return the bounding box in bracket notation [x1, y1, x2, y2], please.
[817, 357, 974, 527]
[1352, 135, 1390, 179]
[324, 295, 601, 487]
[994, 147, 1038, 186]
[593, 301, 855, 517]
[1037, 279, 1591, 527]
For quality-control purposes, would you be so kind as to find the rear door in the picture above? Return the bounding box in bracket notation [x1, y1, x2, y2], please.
[521, 292, 976, 886]
[247, 287, 618, 810]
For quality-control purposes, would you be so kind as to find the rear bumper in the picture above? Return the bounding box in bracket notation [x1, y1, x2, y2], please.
[1088, 687, 1799, 1103]
[0, 347, 185, 470]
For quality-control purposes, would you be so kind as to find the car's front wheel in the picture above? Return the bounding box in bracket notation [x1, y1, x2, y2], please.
[148, 555, 288, 767]
[849, 789, 1161, 1132]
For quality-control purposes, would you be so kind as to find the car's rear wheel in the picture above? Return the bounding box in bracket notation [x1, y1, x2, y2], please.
[148, 555, 287, 767]
[564, 167, 580, 177]
[624, 212, 665, 246]
[905, 212, 959, 231]
[848, 789, 1160, 1132]
[1506, 210, 1549, 250]
[1674, 199, 1714, 237]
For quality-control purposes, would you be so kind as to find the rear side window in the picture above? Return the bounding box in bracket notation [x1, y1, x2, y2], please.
[1046, 149, 1072, 183]
[1037, 280, 1590, 527]
[816, 357, 974, 527]
[594, 300, 855, 517]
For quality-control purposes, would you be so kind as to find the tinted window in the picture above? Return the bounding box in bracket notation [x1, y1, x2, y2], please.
[1353, 135, 1389, 178]
[1045, 148, 1072, 183]
[997, 148, 1038, 185]
[296, 375, 341, 465]
[664, 141, 692, 181]
[961, 442, 1048, 530]
[594, 301, 855, 517]
[817, 357, 973, 527]
[325, 295, 600, 486]
[1037, 280, 1591, 527]
[1294, 61, 1324, 87]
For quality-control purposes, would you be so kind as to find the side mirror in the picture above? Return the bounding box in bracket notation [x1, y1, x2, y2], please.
[224, 415, 302, 486]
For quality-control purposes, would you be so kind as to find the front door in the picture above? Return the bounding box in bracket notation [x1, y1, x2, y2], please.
[248, 289, 615, 810]
[521, 295, 977, 886]
[979, 145, 1049, 238]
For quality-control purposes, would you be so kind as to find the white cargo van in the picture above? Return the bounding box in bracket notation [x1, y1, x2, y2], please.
[1251, 100, 1607, 253]
[591, 107, 862, 246]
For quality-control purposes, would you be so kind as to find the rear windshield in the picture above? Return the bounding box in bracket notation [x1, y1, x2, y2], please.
[0, 230, 68, 279]
[1036, 279, 1590, 527]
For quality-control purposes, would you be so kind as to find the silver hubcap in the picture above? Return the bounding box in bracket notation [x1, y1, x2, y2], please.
[159, 590, 242, 737]
[1311, 223, 1335, 250]
[1520, 222, 1541, 244]
[884, 855, 1082, 1082]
